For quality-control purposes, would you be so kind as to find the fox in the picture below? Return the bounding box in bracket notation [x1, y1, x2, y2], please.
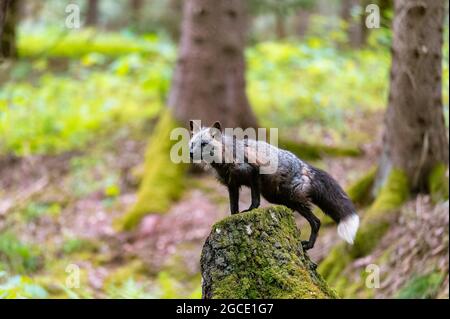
[188, 120, 359, 250]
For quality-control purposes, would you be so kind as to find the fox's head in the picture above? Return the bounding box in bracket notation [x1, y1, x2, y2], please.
[189, 120, 223, 163]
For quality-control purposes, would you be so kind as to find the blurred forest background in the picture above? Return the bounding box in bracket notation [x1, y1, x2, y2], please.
[0, 0, 448, 299]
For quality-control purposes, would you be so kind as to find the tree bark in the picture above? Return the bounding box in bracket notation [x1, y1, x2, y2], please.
[168, 0, 258, 129]
[0, 0, 18, 59]
[130, 0, 142, 26]
[201, 206, 337, 299]
[376, 0, 448, 192]
[275, 12, 286, 39]
[294, 9, 312, 37]
[341, 0, 368, 48]
[85, 0, 99, 26]
[0, 0, 7, 44]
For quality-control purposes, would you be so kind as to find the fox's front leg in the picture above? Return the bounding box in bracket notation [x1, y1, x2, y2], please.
[227, 184, 240, 214]
[241, 170, 261, 213]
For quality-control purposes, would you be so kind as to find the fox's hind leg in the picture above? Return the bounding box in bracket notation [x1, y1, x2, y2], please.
[289, 202, 321, 250]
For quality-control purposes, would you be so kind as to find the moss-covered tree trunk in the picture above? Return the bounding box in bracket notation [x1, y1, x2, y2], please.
[119, 0, 259, 230]
[375, 0, 448, 193]
[319, 1, 449, 295]
[201, 206, 337, 299]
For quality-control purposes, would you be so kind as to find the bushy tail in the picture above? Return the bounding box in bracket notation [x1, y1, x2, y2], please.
[309, 166, 359, 244]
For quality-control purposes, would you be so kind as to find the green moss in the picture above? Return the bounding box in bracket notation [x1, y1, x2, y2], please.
[319, 169, 409, 286]
[428, 163, 449, 203]
[396, 272, 444, 299]
[318, 244, 350, 284]
[368, 169, 409, 213]
[351, 169, 409, 258]
[279, 138, 362, 161]
[115, 109, 188, 231]
[346, 166, 377, 206]
[61, 238, 99, 255]
[203, 206, 338, 299]
[102, 260, 147, 290]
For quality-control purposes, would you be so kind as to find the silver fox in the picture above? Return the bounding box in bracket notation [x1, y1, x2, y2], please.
[189, 121, 359, 250]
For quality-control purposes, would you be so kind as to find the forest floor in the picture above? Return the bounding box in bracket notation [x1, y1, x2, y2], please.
[0, 110, 448, 298]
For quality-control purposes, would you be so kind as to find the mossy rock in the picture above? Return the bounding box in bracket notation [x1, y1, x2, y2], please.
[279, 138, 362, 161]
[115, 109, 188, 231]
[200, 206, 338, 299]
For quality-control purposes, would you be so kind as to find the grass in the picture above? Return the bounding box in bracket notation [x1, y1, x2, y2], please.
[0, 232, 42, 274]
[396, 272, 444, 299]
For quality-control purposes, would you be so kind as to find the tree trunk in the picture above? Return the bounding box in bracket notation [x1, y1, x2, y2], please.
[376, 0, 448, 193]
[294, 9, 312, 37]
[85, 0, 99, 26]
[275, 12, 286, 39]
[341, 0, 368, 48]
[0, 1, 7, 44]
[161, 0, 182, 42]
[201, 206, 337, 299]
[168, 0, 258, 129]
[0, 0, 18, 59]
[130, 0, 143, 29]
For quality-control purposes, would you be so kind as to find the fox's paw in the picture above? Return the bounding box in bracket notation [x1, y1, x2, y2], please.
[301, 240, 313, 251]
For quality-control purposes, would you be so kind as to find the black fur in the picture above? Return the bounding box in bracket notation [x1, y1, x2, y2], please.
[207, 141, 357, 250]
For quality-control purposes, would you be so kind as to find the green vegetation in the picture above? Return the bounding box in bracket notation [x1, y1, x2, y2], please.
[18, 29, 175, 59]
[0, 272, 48, 299]
[319, 169, 409, 288]
[279, 137, 362, 160]
[351, 169, 409, 257]
[115, 109, 188, 230]
[396, 272, 445, 299]
[346, 166, 377, 205]
[5, 27, 448, 156]
[0, 9, 448, 299]
[428, 163, 449, 203]
[0, 233, 42, 274]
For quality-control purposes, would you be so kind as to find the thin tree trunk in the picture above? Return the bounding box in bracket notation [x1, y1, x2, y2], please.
[0, 0, 18, 59]
[130, 0, 142, 30]
[294, 9, 312, 37]
[376, 0, 448, 192]
[163, 0, 182, 42]
[85, 0, 99, 26]
[0, 1, 7, 39]
[168, 0, 258, 129]
[131, 0, 142, 17]
[341, 0, 368, 48]
[275, 12, 286, 39]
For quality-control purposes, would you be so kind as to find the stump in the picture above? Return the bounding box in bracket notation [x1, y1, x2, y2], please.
[200, 205, 338, 299]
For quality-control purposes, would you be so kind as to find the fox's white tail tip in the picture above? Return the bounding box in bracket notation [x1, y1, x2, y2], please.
[337, 214, 359, 244]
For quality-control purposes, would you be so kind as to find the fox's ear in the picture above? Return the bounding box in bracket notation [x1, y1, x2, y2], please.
[189, 120, 201, 134]
[210, 121, 222, 139]
[212, 121, 222, 131]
